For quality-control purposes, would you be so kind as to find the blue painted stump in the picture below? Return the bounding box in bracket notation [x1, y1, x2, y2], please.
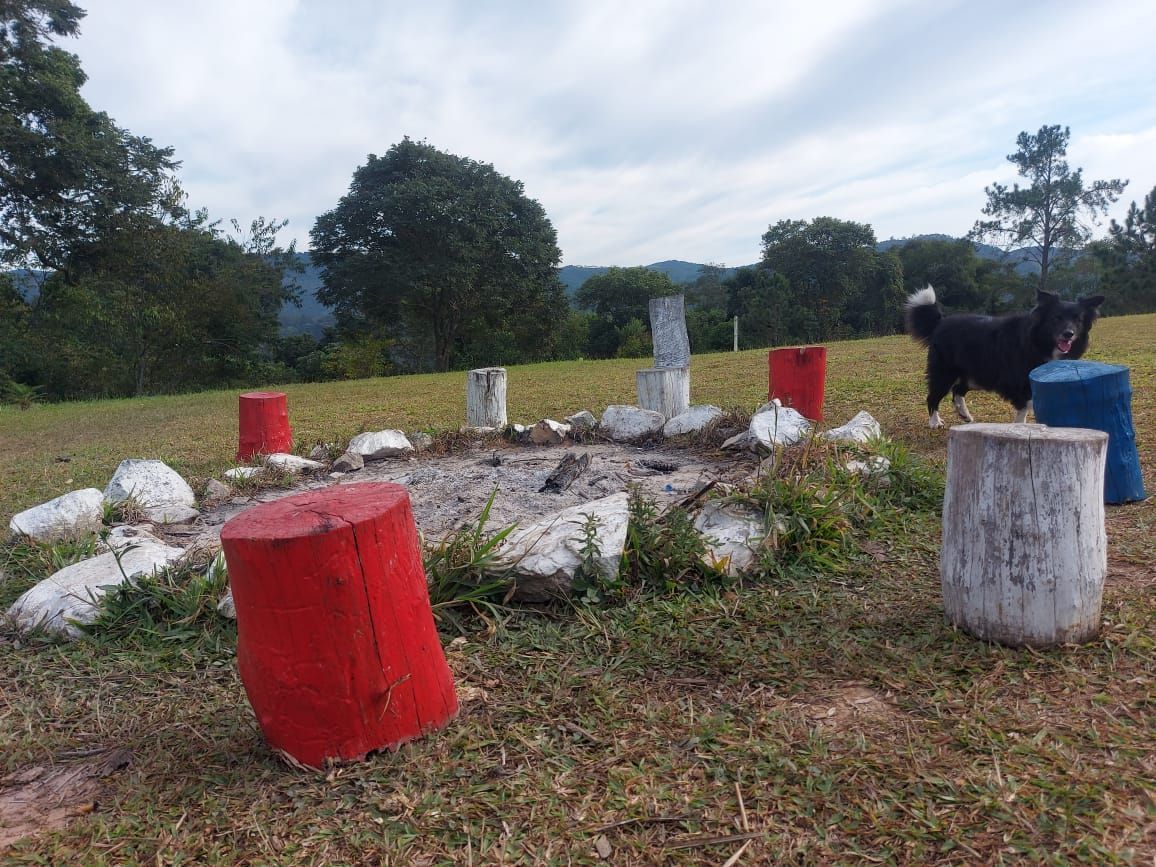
[1030, 360, 1146, 504]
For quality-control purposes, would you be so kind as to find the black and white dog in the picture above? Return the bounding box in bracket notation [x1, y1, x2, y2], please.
[904, 286, 1104, 428]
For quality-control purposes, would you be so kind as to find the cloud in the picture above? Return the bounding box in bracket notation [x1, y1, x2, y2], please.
[68, 0, 1156, 265]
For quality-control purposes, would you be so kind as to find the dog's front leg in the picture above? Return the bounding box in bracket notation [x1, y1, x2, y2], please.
[1013, 401, 1033, 424]
[952, 394, 975, 423]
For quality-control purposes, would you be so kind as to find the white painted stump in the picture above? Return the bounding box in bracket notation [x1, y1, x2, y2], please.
[636, 367, 690, 420]
[941, 423, 1108, 648]
[466, 367, 507, 428]
[649, 295, 691, 369]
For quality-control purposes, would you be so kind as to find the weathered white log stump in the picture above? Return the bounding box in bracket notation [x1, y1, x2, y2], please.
[649, 295, 691, 369]
[636, 367, 690, 420]
[940, 423, 1108, 648]
[466, 367, 507, 428]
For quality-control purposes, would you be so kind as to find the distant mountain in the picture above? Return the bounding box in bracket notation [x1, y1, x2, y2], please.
[877, 234, 1042, 275]
[280, 253, 333, 339]
[558, 260, 746, 296]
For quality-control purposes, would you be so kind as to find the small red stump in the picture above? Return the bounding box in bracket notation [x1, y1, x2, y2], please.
[769, 346, 827, 421]
[220, 483, 458, 768]
[236, 391, 293, 462]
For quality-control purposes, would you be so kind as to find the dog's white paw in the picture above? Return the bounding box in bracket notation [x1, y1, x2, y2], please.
[952, 395, 974, 423]
[929, 411, 944, 429]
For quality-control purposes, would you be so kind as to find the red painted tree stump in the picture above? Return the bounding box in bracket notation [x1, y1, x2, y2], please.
[769, 346, 827, 421]
[219, 483, 458, 768]
[236, 391, 294, 462]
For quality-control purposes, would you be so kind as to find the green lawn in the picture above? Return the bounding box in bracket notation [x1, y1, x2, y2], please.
[1, 315, 1153, 864]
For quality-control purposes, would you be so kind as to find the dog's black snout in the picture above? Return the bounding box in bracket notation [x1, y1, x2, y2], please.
[1061, 329, 1075, 340]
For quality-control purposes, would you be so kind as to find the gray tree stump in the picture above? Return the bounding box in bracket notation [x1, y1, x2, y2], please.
[636, 367, 690, 420]
[940, 423, 1108, 648]
[466, 367, 507, 428]
[649, 295, 690, 369]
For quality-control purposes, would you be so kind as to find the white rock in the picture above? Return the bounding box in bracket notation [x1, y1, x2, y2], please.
[223, 466, 263, 481]
[694, 501, 766, 577]
[663, 405, 724, 438]
[217, 590, 236, 619]
[151, 504, 201, 524]
[347, 430, 415, 461]
[565, 410, 598, 431]
[409, 431, 434, 452]
[495, 493, 630, 602]
[749, 401, 812, 448]
[330, 449, 363, 473]
[823, 411, 882, 444]
[9, 489, 105, 542]
[104, 459, 197, 524]
[530, 419, 571, 445]
[201, 479, 231, 504]
[720, 431, 751, 451]
[266, 453, 325, 473]
[5, 541, 185, 639]
[599, 405, 665, 442]
[101, 524, 164, 551]
[845, 456, 892, 477]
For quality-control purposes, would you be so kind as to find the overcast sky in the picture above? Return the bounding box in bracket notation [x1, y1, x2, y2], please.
[67, 0, 1156, 267]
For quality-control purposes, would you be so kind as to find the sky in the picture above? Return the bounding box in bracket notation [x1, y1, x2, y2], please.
[66, 0, 1156, 268]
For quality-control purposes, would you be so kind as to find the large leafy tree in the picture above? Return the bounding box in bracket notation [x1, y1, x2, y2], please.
[971, 124, 1126, 292]
[30, 214, 297, 398]
[575, 266, 678, 358]
[759, 217, 899, 339]
[0, 1, 182, 272]
[725, 267, 796, 347]
[1093, 184, 1156, 313]
[894, 237, 985, 310]
[311, 138, 567, 372]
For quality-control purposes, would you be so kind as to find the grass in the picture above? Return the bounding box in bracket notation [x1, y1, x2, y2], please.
[1, 313, 1154, 864]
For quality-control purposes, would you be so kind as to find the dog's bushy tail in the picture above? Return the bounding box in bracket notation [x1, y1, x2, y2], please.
[904, 285, 941, 346]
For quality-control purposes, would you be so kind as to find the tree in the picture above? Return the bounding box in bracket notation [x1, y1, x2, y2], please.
[1093, 184, 1156, 313]
[575, 266, 677, 326]
[311, 138, 567, 372]
[759, 217, 892, 339]
[841, 250, 904, 335]
[894, 237, 985, 310]
[0, 272, 35, 398]
[971, 124, 1126, 292]
[574, 266, 677, 358]
[29, 213, 298, 397]
[0, 1, 182, 272]
[685, 262, 728, 310]
[725, 267, 796, 348]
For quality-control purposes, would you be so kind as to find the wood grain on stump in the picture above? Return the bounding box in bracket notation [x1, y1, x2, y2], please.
[236, 391, 293, 461]
[220, 482, 457, 768]
[466, 367, 507, 429]
[940, 423, 1107, 648]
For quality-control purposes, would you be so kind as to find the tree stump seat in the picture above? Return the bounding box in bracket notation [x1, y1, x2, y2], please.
[220, 482, 457, 768]
[1030, 360, 1146, 504]
[940, 423, 1107, 648]
[236, 391, 293, 461]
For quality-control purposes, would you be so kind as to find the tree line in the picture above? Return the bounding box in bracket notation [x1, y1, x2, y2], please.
[2, 3, 1154, 404]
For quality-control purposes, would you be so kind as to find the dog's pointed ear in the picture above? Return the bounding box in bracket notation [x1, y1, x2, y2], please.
[1079, 295, 1105, 309]
[1035, 289, 1059, 305]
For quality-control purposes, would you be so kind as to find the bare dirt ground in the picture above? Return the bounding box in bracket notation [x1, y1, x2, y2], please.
[195, 441, 759, 544]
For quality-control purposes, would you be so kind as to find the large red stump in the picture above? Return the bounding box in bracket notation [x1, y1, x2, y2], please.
[236, 391, 293, 462]
[220, 483, 458, 768]
[769, 346, 827, 421]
